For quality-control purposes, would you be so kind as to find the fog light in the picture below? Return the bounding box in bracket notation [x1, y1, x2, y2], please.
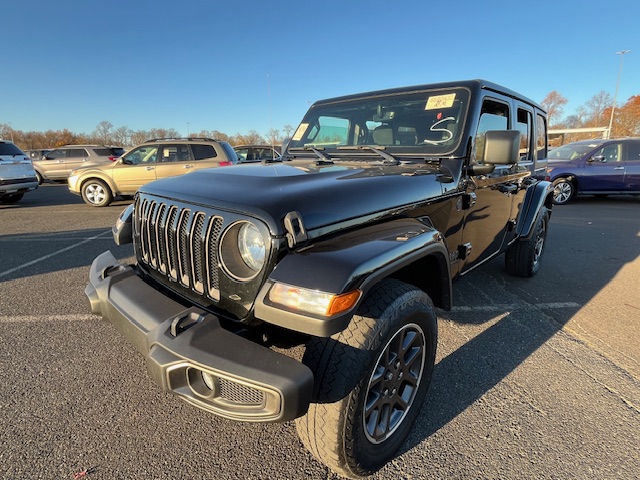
[202, 371, 217, 391]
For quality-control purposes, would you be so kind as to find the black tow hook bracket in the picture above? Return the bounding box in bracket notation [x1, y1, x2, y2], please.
[170, 311, 205, 337]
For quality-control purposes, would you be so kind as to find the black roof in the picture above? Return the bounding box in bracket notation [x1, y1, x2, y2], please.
[310, 79, 545, 113]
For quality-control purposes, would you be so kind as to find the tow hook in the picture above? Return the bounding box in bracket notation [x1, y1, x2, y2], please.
[170, 311, 205, 337]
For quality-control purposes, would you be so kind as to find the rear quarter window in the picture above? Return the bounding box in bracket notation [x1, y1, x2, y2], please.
[92, 148, 113, 156]
[192, 144, 218, 160]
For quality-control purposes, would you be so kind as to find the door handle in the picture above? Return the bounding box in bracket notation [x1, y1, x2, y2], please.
[613, 166, 625, 170]
[145, 166, 155, 171]
[183, 165, 194, 169]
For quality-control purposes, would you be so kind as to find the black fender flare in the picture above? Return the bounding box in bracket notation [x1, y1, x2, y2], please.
[516, 180, 553, 239]
[255, 218, 451, 337]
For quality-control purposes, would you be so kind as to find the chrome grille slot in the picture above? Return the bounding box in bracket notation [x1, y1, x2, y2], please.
[139, 198, 152, 263]
[166, 206, 179, 281]
[177, 209, 191, 287]
[191, 212, 206, 294]
[147, 202, 159, 269]
[155, 204, 168, 274]
[206, 217, 223, 300]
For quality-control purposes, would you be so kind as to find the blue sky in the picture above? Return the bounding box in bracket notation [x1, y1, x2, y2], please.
[3, 0, 638, 138]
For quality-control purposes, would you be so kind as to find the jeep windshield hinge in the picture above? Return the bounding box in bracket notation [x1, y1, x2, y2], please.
[284, 211, 308, 248]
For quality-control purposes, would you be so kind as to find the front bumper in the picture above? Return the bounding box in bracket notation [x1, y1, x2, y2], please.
[86, 250, 313, 423]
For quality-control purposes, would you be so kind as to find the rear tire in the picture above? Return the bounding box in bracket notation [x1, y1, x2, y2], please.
[505, 206, 549, 277]
[295, 279, 437, 478]
[81, 179, 113, 207]
[35, 172, 43, 184]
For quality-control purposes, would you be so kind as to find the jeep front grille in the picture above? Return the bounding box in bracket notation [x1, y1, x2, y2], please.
[135, 197, 223, 301]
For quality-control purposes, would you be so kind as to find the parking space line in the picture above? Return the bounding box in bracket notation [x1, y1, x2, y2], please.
[0, 230, 111, 280]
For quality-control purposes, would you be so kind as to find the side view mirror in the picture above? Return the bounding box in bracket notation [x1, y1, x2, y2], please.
[483, 130, 521, 165]
[590, 154, 606, 163]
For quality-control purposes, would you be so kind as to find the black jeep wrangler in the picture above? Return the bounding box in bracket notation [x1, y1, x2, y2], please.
[87, 80, 553, 478]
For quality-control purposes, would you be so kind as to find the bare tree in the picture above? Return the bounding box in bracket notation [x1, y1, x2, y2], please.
[541, 91, 568, 126]
[584, 90, 613, 126]
[112, 126, 132, 147]
[93, 121, 114, 145]
[265, 128, 282, 146]
[130, 130, 149, 146]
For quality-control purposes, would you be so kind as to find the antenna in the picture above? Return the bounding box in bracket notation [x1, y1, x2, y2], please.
[267, 73, 275, 158]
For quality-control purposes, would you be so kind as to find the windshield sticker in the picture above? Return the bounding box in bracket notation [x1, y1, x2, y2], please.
[292, 123, 309, 141]
[425, 93, 456, 110]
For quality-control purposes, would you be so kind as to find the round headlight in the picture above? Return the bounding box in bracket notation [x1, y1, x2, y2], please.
[220, 221, 268, 281]
[238, 222, 266, 272]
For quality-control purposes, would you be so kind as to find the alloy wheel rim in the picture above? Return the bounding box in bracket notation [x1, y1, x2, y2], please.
[363, 323, 425, 444]
[554, 182, 572, 203]
[86, 184, 105, 204]
[533, 218, 546, 266]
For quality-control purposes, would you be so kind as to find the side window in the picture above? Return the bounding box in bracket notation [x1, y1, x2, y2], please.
[160, 145, 180, 162]
[536, 114, 547, 160]
[122, 145, 158, 165]
[625, 141, 640, 162]
[68, 149, 88, 158]
[47, 149, 67, 159]
[596, 144, 620, 162]
[474, 98, 510, 163]
[516, 108, 533, 160]
[235, 147, 249, 161]
[191, 144, 217, 160]
[176, 144, 191, 161]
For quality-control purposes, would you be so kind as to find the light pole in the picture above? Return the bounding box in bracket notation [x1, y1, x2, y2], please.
[607, 49, 631, 139]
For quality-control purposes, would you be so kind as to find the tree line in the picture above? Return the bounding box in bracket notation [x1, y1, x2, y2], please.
[0, 121, 295, 151]
[3, 88, 639, 151]
[542, 90, 640, 143]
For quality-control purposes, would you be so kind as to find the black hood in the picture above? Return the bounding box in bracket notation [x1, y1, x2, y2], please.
[140, 162, 447, 236]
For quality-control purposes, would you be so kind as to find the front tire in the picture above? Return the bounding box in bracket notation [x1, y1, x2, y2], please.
[295, 279, 437, 478]
[552, 178, 574, 205]
[505, 206, 549, 277]
[81, 179, 113, 207]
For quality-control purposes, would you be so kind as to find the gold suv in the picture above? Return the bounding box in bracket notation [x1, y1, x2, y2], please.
[68, 138, 238, 206]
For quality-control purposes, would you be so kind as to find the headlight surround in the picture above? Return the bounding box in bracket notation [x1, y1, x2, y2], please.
[220, 221, 267, 281]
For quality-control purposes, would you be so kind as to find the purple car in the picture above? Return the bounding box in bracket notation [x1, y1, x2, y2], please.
[547, 138, 640, 204]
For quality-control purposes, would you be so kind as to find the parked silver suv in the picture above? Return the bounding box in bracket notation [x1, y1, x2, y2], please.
[0, 139, 38, 204]
[33, 145, 125, 184]
[68, 137, 238, 207]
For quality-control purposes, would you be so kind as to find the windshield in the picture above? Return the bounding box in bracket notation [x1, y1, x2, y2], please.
[548, 143, 601, 161]
[288, 87, 469, 156]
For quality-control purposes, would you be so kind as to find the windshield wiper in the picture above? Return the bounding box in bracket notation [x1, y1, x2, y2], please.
[336, 145, 399, 165]
[288, 146, 333, 163]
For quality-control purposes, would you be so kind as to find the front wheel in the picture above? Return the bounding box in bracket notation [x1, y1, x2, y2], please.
[552, 178, 574, 205]
[81, 179, 113, 207]
[295, 279, 438, 478]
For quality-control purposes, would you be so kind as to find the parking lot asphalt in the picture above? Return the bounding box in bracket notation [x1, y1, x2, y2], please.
[0, 184, 638, 479]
